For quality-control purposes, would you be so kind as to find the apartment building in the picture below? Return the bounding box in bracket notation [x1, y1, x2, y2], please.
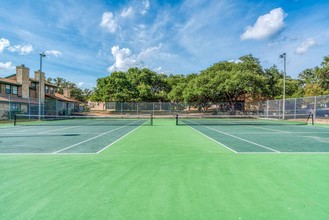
[0, 64, 79, 119]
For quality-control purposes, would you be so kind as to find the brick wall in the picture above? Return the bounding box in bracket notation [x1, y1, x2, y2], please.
[34, 71, 45, 103]
[16, 64, 30, 98]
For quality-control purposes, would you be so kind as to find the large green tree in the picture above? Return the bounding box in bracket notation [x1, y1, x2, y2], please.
[297, 55, 329, 96]
[91, 68, 170, 102]
[183, 55, 267, 112]
[316, 55, 329, 90]
[89, 53, 329, 108]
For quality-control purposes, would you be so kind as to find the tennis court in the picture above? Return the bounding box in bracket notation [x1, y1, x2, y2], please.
[0, 115, 152, 154]
[177, 116, 329, 153]
[1, 114, 328, 154]
[1, 117, 329, 219]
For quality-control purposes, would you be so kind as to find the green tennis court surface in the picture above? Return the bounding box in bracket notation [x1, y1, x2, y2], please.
[1, 119, 329, 219]
[181, 120, 329, 153]
[0, 118, 149, 154]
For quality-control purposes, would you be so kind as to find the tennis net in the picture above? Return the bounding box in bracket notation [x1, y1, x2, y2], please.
[175, 114, 313, 126]
[14, 114, 153, 126]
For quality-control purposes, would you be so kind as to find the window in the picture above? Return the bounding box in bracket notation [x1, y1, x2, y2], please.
[31, 82, 36, 89]
[50, 87, 54, 94]
[5, 85, 11, 94]
[12, 86, 18, 95]
[45, 86, 49, 93]
[10, 103, 21, 111]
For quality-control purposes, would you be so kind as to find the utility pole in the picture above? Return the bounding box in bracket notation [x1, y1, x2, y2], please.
[39, 53, 46, 119]
[279, 53, 286, 120]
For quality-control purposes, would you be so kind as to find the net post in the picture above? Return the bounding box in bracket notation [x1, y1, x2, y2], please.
[14, 114, 17, 126]
[150, 114, 153, 126]
[175, 114, 178, 125]
[312, 113, 314, 125]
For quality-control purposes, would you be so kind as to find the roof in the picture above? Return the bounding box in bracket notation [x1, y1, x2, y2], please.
[30, 78, 59, 87]
[4, 74, 16, 78]
[46, 93, 82, 103]
[0, 94, 39, 104]
[0, 78, 21, 86]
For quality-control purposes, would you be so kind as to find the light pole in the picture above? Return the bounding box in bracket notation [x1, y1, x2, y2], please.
[279, 53, 286, 120]
[39, 53, 46, 119]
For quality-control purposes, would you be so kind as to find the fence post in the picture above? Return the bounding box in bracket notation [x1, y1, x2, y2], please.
[153, 103, 155, 115]
[266, 100, 269, 118]
[169, 102, 172, 115]
[314, 96, 317, 124]
[9, 96, 11, 121]
[294, 98, 297, 120]
[279, 100, 282, 119]
[56, 100, 58, 116]
[28, 98, 31, 115]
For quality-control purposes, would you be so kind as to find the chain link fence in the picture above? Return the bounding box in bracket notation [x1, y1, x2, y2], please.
[0, 95, 76, 123]
[246, 96, 329, 124]
[104, 96, 329, 124]
[1, 95, 329, 125]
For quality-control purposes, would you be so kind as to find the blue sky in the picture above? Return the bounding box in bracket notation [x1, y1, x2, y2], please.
[1, 0, 328, 89]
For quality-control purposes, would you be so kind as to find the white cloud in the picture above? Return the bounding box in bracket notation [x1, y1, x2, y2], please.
[141, 0, 150, 15]
[8, 43, 33, 55]
[121, 7, 134, 18]
[0, 38, 10, 53]
[108, 46, 139, 72]
[45, 50, 62, 57]
[0, 61, 14, 70]
[138, 44, 162, 58]
[100, 11, 118, 33]
[241, 8, 286, 40]
[228, 59, 242, 64]
[108, 45, 161, 72]
[78, 82, 84, 88]
[295, 38, 317, 55]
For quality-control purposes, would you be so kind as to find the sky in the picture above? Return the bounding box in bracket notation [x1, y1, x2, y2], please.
[0, 0, 329, 89]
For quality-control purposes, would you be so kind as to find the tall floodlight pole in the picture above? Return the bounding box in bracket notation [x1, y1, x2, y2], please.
[279, 53, 286, 119]
[39, 53, 46, 119]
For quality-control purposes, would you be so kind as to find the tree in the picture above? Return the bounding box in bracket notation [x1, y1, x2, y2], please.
[316, 55, 329, 90]
[167, 74, 192, 103]
[91, 68, 171, 102]
[183, 72, 220, 111]
[263, 66, 282, 99]
[187, 55, 267, 113]
[48, 77, 86, 102]
[303, 83, 328, 97]
[298, 68, 317, 85]
[296, 55, 329, 96]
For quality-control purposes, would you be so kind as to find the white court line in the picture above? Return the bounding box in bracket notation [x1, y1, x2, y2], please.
[0, 152, 97, 155]
[248, 125, 290, 133]
[0, 132, 108, 136]
[96, 121, 148, 154]
[239, 151, 329, 154]
[187, 126, 238, 153]
[184, 120, 280, 153]
[37, 120, 112, 134]
[204, 125, 280, 153]
[53, 120, 143, 154]
[218, 120, 291, 134]
[38, 126, 81, 134]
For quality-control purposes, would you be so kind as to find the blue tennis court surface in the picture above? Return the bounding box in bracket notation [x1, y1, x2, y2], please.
[184, 123, 329, 153]
[0, 120, 147, 154]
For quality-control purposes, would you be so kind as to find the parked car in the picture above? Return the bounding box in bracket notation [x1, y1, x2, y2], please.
[316, 109, 329, 118]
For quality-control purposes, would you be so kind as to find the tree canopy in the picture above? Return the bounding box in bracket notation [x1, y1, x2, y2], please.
[91, 68, 170, 102]
[47, 77, 90, 102]
[88, 54, 329, 109]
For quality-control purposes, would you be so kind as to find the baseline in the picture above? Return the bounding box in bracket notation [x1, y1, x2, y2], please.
[53, 120, 144, 154]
